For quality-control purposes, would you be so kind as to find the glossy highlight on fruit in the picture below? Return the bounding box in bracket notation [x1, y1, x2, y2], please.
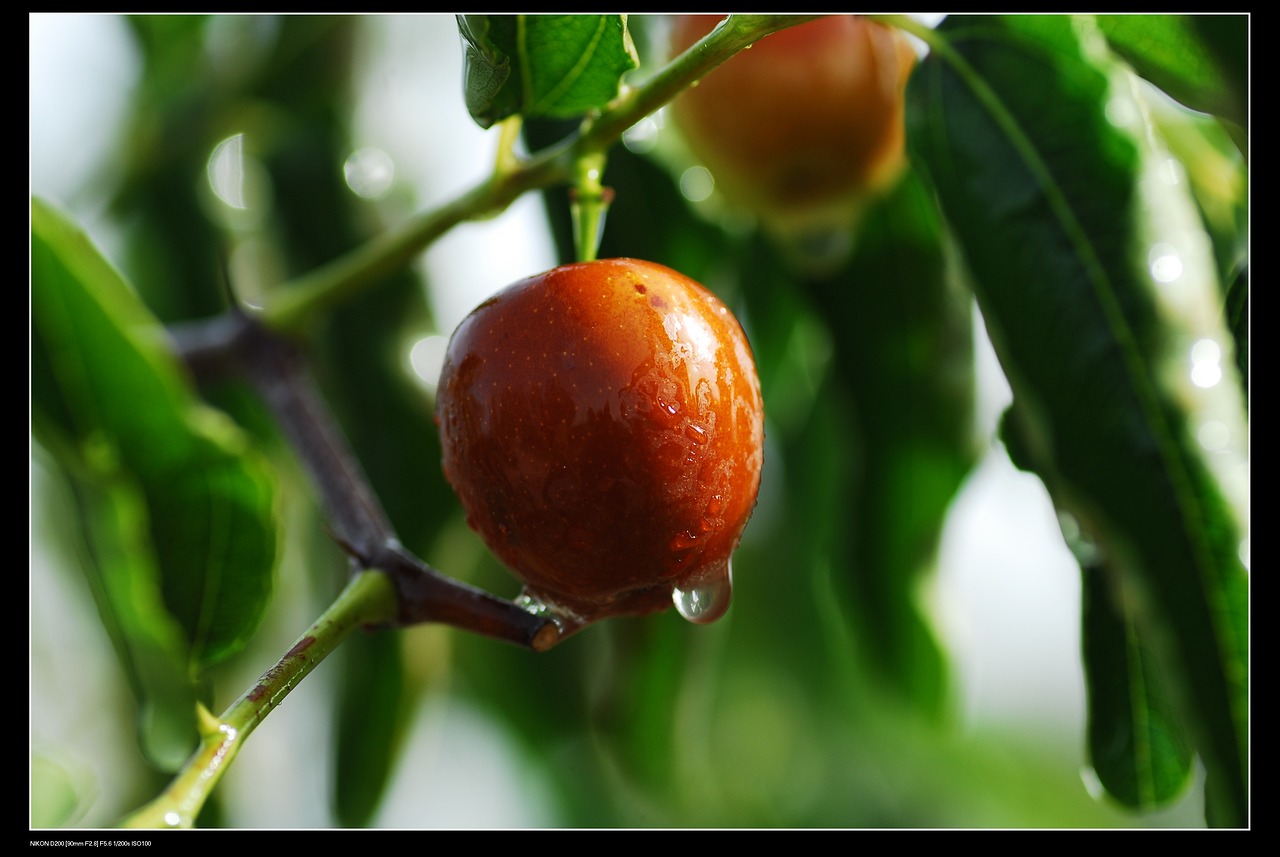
[435, 258, 764, 626]
[670, 15, 917, 231]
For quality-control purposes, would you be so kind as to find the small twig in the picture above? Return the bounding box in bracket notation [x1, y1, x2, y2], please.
[240, 318, 395, 561]
[374, 541, 560, 651]
[119, 570, 398, 829]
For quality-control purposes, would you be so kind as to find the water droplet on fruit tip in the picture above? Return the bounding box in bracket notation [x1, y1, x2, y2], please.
[673, 560, 732, 624]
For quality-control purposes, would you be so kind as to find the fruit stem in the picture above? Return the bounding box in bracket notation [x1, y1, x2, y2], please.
[118, 570, 398, 829]
[570, 150, 612, 263]
[493, 115, 524, 177]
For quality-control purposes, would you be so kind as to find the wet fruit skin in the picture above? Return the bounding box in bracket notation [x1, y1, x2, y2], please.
[436, 258, 764, 624]
[670, 15, 917, 227]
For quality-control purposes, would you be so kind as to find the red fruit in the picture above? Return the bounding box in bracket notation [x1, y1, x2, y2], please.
[436, 258, 764, 627]
[670, 14, 916, 233]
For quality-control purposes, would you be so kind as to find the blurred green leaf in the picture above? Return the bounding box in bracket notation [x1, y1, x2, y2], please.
[1082, 563, 1195, 809]
[31, 197, 279, 717]
[908, 14, 1248, 825]
[797, 171, 977, 719]
[1098, 14, 1246, 131]
[458, 14, 637, 129]
[31, 752, 94, 829]
[333, 630, 410, 827]
[1141, 92, 1247, 286]
[111, 15, 235, 326]
[73, 468, 202, 771]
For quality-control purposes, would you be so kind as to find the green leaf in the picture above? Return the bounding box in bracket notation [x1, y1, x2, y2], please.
[1082, 563, 1195, 809]
[458, 14, 638, 129]
[68, 468, 201, 771]
[798, 172, 977, 718]
[908, 15, 1248, 825]
[1097, 14, 1246, 130]
[31, 197, 279, 679]
[332, 630, 410, 827]
[31, 751, 94, 829]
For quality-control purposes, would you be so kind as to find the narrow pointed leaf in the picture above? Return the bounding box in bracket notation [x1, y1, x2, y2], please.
[458, 14, 638, 129]
[68, 468, 201, 771]
[1082, 562, 1195, 809]
[908, 15, 1247, 824]
[1004, 406, 1196, 810]
[31, 197, 279, 678]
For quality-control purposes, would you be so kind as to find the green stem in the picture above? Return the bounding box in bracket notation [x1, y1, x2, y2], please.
[118, 570, 399, 829]
[259, 14, 823, 335]
[570, 150, 609, 263]
[493, 115, 524, 176]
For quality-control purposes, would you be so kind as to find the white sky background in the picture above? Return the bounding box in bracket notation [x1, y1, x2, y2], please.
[31, 13, 1202, 828]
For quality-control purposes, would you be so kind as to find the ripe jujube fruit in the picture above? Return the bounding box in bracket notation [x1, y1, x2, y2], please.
[435, 258, 764, 628]
[669, 15, 917, 237]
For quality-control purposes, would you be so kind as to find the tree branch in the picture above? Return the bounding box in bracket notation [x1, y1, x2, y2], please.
[169, 311, 559, 650]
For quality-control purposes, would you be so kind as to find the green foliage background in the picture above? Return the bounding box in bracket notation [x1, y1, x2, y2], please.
[31, 14, 1247, 828]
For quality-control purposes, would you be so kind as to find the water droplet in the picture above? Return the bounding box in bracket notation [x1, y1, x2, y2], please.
[514, 591, 552, 616]
[673, 559, 732, 624]
[707, 496, 723, 516]
[514, 590, 579, 632]
[669, 530, 699, 551]
[685, 423, 708, 444]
